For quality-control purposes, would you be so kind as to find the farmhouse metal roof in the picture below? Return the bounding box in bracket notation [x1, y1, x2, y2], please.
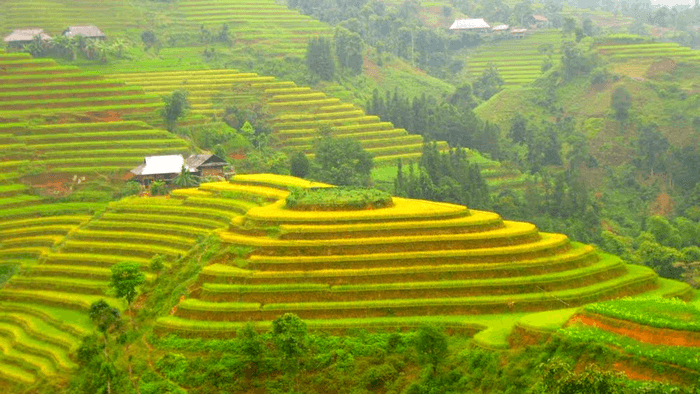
[185, 153, 227, 169]
[511, 28, 528, 34]
[63, 25, 106, 39]
[533, 15, 548, 22]
[131, 155, 194, 176]
[449, 18, 491, 30]
[3, 29, 51, 43]
[492, 24, 510, 31]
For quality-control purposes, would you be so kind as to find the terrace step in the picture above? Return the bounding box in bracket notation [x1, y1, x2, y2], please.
[0, 321, 77, 371]
[0, 312, 79, 351]
[24, 265, 112, 281]
[241, 232, 571, 271]
[198, 257, 625, 303]
[201, 243, 597, 285]
[0, 335, 56, 377]
[0, 359, 35, 384]
[43, 252, 149, 268]
[6, 277, 108, 296]
[0, 289, 119, 312]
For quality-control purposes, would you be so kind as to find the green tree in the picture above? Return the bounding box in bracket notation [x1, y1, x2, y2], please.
[110, 262, 146, 308]
[239, 323, 265, 375]
[149, 254, 166, 276]
[312, 133, 373, 186]
[536, 357, 625, 394]
[271, 313, 308, 374]
[335, 27, 364, 74]
[290, 151, 310, 178]
[306, 36, 335, 80]
[89, 299, 122, 337]
[415, 324, 448, 375]
[611, 86, 632, 121]
[472, 63, 504, 101]
[150, 180, 168, 196]
[161, 90, 190, 131]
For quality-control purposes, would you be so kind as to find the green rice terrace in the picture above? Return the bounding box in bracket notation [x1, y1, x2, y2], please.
[109, 69, 448, 165]
[462, 30, 563, 87]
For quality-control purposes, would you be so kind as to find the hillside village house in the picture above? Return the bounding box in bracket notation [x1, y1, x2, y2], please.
[449, 18, 491, 33]
[62, 25, 106, 40]
[533, 15, 549, 28]
[130, 154, 228, 185]
[3, 29, 51, 49]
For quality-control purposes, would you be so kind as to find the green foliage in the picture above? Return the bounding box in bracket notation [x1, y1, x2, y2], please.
[150, 181, 168, 196]
[290, 151, 310, 178]
[271, 313, 308, 374]
[415, 324, 448, 375]
[395, 144, 491, 210]
[0, 264, 19, 288]
[149, 254, 166, 275]
[611, 86, 632, 121]
[561, 41, 597, 80]
[285, 187, 392, 210]
[161, 90, 190, 131]
[89, 299, 122, 335]
[535, 357, 626, 394]
[472, 63, 504, 101]
[334, 27, 364, 75]
[306, 36, 335, 81]
[311, 133, 373, 187]
[173, 166, 199, 188]
[110, 261, 146, 305]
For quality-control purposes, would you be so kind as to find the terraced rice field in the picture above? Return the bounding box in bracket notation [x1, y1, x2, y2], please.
[0, 0, 141, 38]
[110, 69, 448, 164]
[172, 0, 332, 57]
[464, 30, 563, 87]
[0, 50, 191, 177]
[596, 42, 700, 63]
[156, 174, 683, 338]
[0, 180, 272, 383]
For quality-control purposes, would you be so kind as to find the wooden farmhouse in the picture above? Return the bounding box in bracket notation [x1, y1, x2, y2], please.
[130, 154, 227, 185]
[3, 29, 51, 49]
[533, 15, 549, 28]
[62, 25, 106, 40]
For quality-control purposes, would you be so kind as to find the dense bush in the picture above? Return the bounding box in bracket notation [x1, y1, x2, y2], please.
[285, 187, 393, 211]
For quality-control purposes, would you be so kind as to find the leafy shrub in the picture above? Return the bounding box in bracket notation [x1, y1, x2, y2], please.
[285, 187, 393, 211]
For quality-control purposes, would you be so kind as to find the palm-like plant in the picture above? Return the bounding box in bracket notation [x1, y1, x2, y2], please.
[173, 165, 199, 187]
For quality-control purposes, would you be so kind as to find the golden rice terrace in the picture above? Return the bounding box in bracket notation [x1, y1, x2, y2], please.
[156, 174, 689, 337]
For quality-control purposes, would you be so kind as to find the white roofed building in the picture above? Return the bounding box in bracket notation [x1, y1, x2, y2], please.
[130, 154, 228, 185]
[491, 24, 510, 32]
[449, 18, 491, 32]
[62, 25, 106, 40]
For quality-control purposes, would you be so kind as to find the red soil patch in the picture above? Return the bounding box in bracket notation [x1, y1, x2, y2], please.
[648, 192, 674, 216]
[646, 58, 677, 78]
[363, 56, 383, 83]
[33, 179, 71, 197]
[568, 313, 700, 348]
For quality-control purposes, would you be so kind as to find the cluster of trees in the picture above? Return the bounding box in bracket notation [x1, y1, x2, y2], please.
[24, 35, 127, 62]
[365, 87, 502, 160]
[602, 214, 700, 282]
[305, 28, 364, 80]
[290, 128, 374, 187]
[293, 0, 484, 78]
[395, 143, 491, 210]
